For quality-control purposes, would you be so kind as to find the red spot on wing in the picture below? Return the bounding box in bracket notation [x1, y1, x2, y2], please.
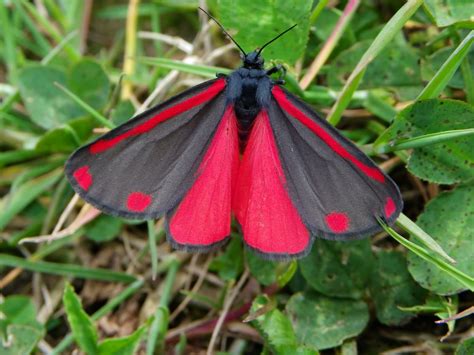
[126, 192, 152, 212]
[384, 197, 396, 218]
[325, 212, 350, 233]
[73, 166, 92, 191]
[169, 106, 239, 246]
[90, 79, 226, 154]
[272, 86, 385, 183]
[233, 110, 310, 255]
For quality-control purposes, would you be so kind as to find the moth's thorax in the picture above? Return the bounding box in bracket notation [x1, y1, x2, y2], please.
[226, 67, 272, 144]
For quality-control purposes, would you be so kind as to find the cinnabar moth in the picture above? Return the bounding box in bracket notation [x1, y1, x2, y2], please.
[65, 12, 402, 260]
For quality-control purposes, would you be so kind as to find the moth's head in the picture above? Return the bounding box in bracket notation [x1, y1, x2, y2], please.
[243, 51, 265, 69]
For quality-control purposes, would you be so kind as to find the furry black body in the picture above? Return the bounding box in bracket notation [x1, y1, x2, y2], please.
[224, 51, 281, 143]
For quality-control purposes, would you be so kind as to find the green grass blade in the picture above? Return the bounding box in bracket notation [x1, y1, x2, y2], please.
[0, 169, 62, 230]
[146, 258, 179, 355]
[327, 69, 365, 125]
[396, 213, 455, 264]
[13, 0, 52, 56]
[378, 218, 474, 291]
[362, 92, 398, 123]
[0, 149, 45, 168]
[418, 31, 474, 100]
[310, 0, 330, 24]
[327, 0, 423, 125]
[43, 0, 68, 31]
[460, 49, 474, 105]
[147, 220, 159, 280]
[41, 30, 78, 65]
[0, 254, 137, 283]
[138, 57, 231, 78]
[20, 0, 80, 61]
[0, 4, 19, 82]
[376, 128, 474, 153]
[54, 83, 115, 129]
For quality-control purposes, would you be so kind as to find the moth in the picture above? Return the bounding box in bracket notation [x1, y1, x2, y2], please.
[66, 13, 402, 260]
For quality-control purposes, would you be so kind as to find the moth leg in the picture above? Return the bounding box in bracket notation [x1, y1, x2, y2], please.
[267, 64, 286, 85]
[267, 64, 286, 77]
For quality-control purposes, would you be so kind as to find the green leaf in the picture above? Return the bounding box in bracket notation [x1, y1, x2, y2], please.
[0, 296, 44, 353]
[67, 59, 110, 112]
[250, 295, 319, 354]
[299, 239, 374, 299]
[17, 66, 84, 129]
[86, 215, 123, 243]
[423, 0, 474, 27]
[246, 250, 278, 286]
[35, 126, 80, 153]
[328, 37, 421, 98]
[377, 99, 474, 184]
[17, 60, 110, 130]
[369, 251, 427, 326]
[286, 291, 369, 350]
[219, 0, 312, 63]
[456, 337, 474, 355]
[35, 116, 96, 153]
[250, 295, 297, 352]
[52, 279, 144, 355]
[408, 185, 474, 295]
[98, 325, 146, 355]
[210, 237, 243, 281]
[0, 169, 62, 231]
[111, 101, 135, 126]
[0, 296, 43, 331]
[0, 325, 44, 355]
[379, 220, 474, 293]
[63, 283, 99, 355]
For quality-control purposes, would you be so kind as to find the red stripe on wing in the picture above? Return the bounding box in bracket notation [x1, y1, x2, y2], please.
[169, 106, 239, 247]
[272, 86, 385, 183]
[90, 79, 226, 154]
[233, 110, 310, 256]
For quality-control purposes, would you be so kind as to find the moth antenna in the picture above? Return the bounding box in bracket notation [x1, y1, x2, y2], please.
[198, 7, 247, 56]
[257, 24, 297, 56]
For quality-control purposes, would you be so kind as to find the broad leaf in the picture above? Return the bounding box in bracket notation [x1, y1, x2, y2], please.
[98, 325, 146, 355]
[377, 99, 474, 184]
[299, 239, 373, 299]
[408, 185, 474, 295]
[286, 291, 369, 350]
[0, 325, 43, 355]
[369, 251, 427, 325]
[63, 283, 99, 355]
[219, 0, 312, 64]
[423, 0, 474, 27]
[250, 295, 319, 354]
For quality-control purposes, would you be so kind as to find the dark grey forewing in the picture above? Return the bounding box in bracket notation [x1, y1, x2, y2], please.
[269, 88, 403, 240]
[65, 79, 227, 219]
